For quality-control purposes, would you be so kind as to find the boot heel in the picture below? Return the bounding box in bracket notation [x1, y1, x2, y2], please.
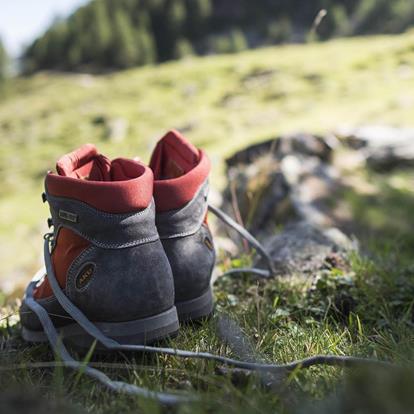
[175, 288, 214, 322]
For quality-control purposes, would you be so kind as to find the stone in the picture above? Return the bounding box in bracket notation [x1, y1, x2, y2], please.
[226, 133, 333, 168]
[283, 155, 340, 227]
[91, 115, 129, 142]
[217, 133, 357, 274]
[221, 133, 336, 238]
[259, 221, 355, 275]
[336, 125, 414, 171]
[222, 154, 291, 237]
[106, 117, 128, 142]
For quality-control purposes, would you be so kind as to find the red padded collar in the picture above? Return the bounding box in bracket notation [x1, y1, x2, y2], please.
[46, 144, 153, 214]
[150, 130, 210, 212]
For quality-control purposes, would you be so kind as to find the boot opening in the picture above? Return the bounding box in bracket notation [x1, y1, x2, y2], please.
[47, 145, 153, 213]
[150, 130, 200, 180]
[56, 144, 147, 183]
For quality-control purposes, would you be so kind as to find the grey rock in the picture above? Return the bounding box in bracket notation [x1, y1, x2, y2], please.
[260, 221, 355, 275]
[91, 115, 129, 142]
[223, 154, 291, 237]
[226, 133, 333, 168]
[218, 133, 358, 276]
[283, 155, 340, 227]
[336, 125, 414, 171]
[220, 133, 335, 240]
[106, 117, 128, 142]
[221, 140, 339, 238]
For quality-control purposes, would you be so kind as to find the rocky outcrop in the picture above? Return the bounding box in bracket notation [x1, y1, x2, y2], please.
[220, 133, 354, 276]
[220, 125, 414, 276]
[336, 125, 414, 171]
[221, 134, 342, 238]
[226, 133, 333, 167]
[260, 221, 355, 274]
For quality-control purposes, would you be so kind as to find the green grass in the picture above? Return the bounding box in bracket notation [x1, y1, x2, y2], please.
[2, 232, 414, 412]
[1, 32, 414, 412]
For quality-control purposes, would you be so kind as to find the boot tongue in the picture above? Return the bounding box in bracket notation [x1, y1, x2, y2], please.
[56, 144, 112, 181]
[150, 130, 200, 180]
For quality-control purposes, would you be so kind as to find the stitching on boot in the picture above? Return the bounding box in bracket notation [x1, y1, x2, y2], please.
[47, 193, 155, 219]
[159, 224, 205, 240]
[37, 295, 64, 305]
[54, 224, 159, 249]
[47, 197, 158, 247]
[157, 180, 208, 221]
[157, 180, 209, 239]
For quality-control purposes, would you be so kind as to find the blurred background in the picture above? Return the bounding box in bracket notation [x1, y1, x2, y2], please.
[0, 0, 414, 297]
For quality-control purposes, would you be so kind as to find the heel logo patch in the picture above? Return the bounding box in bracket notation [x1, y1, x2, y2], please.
[75, 263, 95, 290]
[204, 237, 214, 251]
[59, 209, 78, 223]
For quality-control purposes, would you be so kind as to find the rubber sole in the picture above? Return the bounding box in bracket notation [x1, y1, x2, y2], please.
[21, 306, 179, 350]
[175, 288, 214, 322]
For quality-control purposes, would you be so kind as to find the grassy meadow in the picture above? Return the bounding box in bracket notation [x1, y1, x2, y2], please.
[0, 31, 414, 413]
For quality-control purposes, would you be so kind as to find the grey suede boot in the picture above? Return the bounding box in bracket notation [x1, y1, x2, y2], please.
[149, 131, 215, 322]
[20, 144, 179, 349]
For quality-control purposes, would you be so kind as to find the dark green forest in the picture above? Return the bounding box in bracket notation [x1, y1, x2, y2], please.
[0, 38, 8, 80]
[23, 0, 414, 73]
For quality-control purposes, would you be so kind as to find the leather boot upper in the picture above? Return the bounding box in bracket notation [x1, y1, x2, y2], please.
[20, 144, 175, 331]
[150, 131, 215, 303]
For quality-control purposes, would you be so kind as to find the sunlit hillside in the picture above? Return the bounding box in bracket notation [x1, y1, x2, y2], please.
[1, 31, 414, 292]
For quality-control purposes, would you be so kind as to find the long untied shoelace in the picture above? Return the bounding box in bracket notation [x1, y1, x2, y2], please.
[24, 205, 393, 405]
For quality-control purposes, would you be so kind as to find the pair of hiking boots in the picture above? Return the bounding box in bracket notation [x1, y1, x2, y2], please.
[19, 131, 370, 405]
[20, 130, 216, 348]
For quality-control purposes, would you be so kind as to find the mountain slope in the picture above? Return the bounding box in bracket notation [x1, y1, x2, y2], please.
[1, 31, 414, 291]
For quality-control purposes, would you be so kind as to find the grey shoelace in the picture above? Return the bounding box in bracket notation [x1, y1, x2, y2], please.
[23, 205, 392, 405]
[208, 204, 276, 277]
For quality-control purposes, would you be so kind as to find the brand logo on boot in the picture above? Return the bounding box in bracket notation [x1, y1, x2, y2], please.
[75, 263, 95, 290]
[59, 209, 78, 223]
[204, 237, 214, 251]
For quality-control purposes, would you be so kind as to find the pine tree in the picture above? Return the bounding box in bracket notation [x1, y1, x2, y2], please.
[0, 38, 8, 80]
[332, 5, 352, 36]
[137, 28, 156, 65]
[196, 0, 211, 18]
[168, 0, 186, 32]
[135, 11, 157, 64]
[35, 36, 50, 68]
[267, 18, 292, 44]
[184, 0, 212, 46]
[67, 10, 89, 68]
[158, 0, 186, 60]
[229, 29, 247, 52]
[28, 37, 48, 71]
[111, 9, 139, 68]
[67, 43, 82, 69]
[44, 21, 68, 68]
[86, 0, 112, 65]
[174, 38, 194, 59]
[209, 34, 231, 54]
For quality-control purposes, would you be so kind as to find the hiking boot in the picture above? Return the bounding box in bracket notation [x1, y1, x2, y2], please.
[149, 131, 216, 322]
[20, 144, 179, 349]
